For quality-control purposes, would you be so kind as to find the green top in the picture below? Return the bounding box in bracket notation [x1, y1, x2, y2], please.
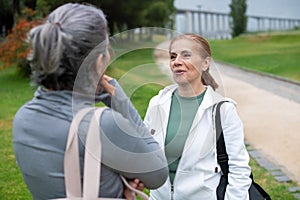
[165, 88, 206, 184]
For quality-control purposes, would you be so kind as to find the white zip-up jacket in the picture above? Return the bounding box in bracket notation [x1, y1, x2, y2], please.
[144, 85, 251, 200]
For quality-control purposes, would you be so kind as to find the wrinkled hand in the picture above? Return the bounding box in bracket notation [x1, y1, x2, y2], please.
[100, 75, 115, 96]
[124, 178, 145, 200]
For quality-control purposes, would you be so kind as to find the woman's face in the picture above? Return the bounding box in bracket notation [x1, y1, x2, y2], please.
[169, 38, 210, 86]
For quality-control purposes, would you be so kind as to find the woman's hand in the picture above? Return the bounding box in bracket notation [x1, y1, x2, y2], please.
[123, 178, 145, 200]
[100, 75, 115, 96]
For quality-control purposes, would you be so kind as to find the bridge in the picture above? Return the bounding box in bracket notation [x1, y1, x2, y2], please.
[175, 8, 300, 39]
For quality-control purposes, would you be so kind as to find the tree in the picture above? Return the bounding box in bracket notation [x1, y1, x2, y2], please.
[13, 0, 21, 16]
[0, 8, 42, 74]
[0, 0, 38, 37]
[229, 0, 247, 37]
[145, 1, 174, 27]
[143, 1, 175, 40]
[24, 0, 37, 10]
[33, 0, 175, 37]
[0, 0, 14, 36]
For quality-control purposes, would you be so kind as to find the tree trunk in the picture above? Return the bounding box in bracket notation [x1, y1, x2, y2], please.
[13, 0, 21, 27]
[13, 0, 21, 15]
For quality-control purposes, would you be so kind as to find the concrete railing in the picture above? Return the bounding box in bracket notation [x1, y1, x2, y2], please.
[175, 9, 300, 39]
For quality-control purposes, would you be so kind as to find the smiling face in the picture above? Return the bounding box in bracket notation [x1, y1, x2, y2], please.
[169, 38, 210, 88]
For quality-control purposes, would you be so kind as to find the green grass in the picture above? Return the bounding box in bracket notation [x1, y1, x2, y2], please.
[250, 158, 298, 200]
[0, 45, 298, 199]
[210, 31, 300, 83]
[0, 67, 34, 199]
[107, 48, 171, 117]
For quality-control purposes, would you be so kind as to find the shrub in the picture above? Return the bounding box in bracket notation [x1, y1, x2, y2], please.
[0, 8, 43, 76]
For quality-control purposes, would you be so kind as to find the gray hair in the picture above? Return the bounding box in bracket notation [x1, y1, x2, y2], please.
[27, 3, 108, 91]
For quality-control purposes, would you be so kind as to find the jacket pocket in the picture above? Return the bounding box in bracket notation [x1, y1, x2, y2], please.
[174, 170, 217, 200]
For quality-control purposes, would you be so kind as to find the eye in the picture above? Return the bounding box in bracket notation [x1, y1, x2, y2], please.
[170, 54, 177, 60]
[182, 52, 191, 58]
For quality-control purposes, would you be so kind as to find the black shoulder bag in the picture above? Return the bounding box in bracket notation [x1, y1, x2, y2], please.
[214, 101, 271, 200]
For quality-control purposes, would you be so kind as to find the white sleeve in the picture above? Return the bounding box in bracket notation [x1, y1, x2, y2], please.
[222, 103, 251, 200]
[143, 95, 159, 130]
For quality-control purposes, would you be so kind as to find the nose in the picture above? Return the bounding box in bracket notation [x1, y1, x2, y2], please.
[173, 55, 182, 66]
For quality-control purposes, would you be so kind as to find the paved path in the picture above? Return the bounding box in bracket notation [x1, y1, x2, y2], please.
[154, 41, 300, 184]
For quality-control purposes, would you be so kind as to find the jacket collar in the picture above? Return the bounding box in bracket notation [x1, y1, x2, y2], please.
[157, 84, 226, 110]
[201, 86, 227, 110]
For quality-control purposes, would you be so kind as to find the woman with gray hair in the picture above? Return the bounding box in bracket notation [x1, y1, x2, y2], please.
[13, 3, 168, 200]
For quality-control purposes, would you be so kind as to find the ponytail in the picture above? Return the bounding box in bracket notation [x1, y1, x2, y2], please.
[28, 21, 68, 89]
[40, 21, 65, 74]
[29, 21, 66, 73]
[201, 69, 218, 91]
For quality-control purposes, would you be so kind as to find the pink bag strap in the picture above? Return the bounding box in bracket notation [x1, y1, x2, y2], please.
[64, 107, 149, 200]
[64, 107, 95, 197]
[83, 108, 106, 198]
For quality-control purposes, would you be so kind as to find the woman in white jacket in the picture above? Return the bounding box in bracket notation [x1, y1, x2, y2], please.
[144, 33, 252, 200]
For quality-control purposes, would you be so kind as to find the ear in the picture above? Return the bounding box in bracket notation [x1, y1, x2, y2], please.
[96, 54, 104, 76]
[201, 57, 211, 71]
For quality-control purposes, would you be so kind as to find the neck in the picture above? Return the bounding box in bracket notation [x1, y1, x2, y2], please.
[177, 83, 206, 97]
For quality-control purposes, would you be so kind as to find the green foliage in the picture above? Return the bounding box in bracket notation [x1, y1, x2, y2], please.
[2, 0, 176, 45]
[0, 8, 43, 76]
[210, 31, 300, 82]
[36, 0, 50, 17]
[0, 0, 13, 12]
[35, 0, 175, 35]
[145, 1, 175, 27]
[229, 0, 248, 37]
[24, 0, 37, 10]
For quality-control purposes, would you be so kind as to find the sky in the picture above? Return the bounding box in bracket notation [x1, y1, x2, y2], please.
[174, 0, 300, 20]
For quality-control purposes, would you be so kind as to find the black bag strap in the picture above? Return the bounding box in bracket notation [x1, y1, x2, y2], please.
[214, 101, 271, 200]
[213, 101, 229, 179]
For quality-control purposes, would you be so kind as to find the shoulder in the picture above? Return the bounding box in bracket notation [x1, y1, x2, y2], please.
[224, 97, 237, 106]
[218, 100, 238, 117]
[216, 99, 243, 130]
[212, 96, 240, 125]
[220, 98, 237, 113]
[202, 86, 237, 110]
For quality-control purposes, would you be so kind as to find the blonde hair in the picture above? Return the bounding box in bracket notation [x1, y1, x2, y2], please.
[169, 33, 218, 90]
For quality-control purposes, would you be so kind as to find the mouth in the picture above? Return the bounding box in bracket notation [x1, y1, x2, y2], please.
[174, 69, 187, 75]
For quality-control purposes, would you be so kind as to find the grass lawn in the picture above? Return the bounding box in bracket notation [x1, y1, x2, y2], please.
[0, 43, 298, 199]
[210, 30, 300, 83]
[107, 48, 171, 117]
[0, 67, 34, 199]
